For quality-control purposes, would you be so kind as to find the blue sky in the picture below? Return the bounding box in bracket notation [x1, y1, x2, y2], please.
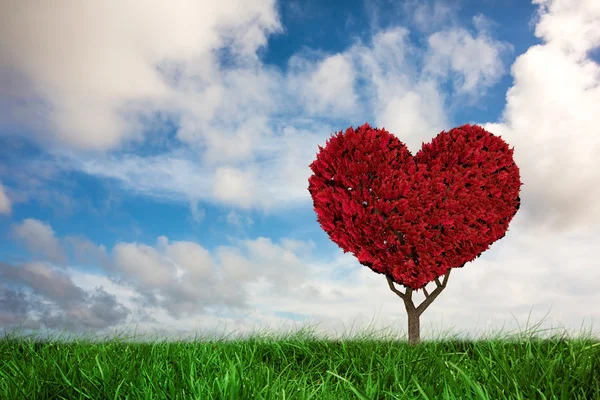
[0, 0, 599, 343]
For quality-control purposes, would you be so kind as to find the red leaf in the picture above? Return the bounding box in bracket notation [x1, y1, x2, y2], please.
[307, 123, 522, 290]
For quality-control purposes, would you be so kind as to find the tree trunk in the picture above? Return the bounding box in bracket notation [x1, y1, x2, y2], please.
[406, 308, 420, 345]
[385, 269, 454, 346]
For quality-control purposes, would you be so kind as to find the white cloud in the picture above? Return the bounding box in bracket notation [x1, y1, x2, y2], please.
[57, 123, 336, 211]
[423, 21, 514, 96]
[287, 52, 359, 116]
[531, 0, 600, 60]
[3, 1, 595, 233]
[212, 166, 257, 208]
[189, 201, 206, 224]
[112, 241, 175, 288]
[7, 261, 86, 305]
[68, 151, 213, 200]
[343, 27, 450, 153]
[59, 17, 512, 213]
[279, 237, 317, 257]
[3, 216, 599, 342]
[0, 260, 130, 332]
[2, 0, 600, 344]
[478, 0, 600, 232]
[157, 236, 213, 281]
[74, 233, 315, 320]
[11, 218, 67, 265]
[0, 181, 11, 214]
[403, 0, 456, 33]
[10, 0, 517, 215]
[226, 210, 253, 227]
[0, 0, 283, 151]
[63, 236, 111, 268]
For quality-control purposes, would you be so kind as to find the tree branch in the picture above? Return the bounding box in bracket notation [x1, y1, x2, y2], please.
[385, 274, 406, 301]
[415, 269, 451, 315]
[386, 265, 461, 316]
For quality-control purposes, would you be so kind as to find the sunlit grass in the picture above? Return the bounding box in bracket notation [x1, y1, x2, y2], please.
[1, 310, 598, 399]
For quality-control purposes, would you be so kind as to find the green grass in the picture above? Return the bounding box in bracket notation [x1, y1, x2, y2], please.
[1, 311, 598, 400]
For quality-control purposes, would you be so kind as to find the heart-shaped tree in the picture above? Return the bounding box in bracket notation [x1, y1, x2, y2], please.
[308, 123, 522, 345]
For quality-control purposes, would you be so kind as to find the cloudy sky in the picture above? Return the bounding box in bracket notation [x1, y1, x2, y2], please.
[1, 0, 599, 344]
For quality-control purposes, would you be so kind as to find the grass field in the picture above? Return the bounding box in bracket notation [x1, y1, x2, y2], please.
[1, 314, 599, 400]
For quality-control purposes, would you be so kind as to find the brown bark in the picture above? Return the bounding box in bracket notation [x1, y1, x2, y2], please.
[386, 268, 454, 345]
[406, 305, 420, 346]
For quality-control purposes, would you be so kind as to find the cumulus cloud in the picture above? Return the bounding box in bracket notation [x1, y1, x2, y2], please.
[65, 233, 311, 320]
[0, 181, 11, 214]
[2, 0, 596, 232]
[1, 0, 514, 207]
[531, 0, 600, 60]
[1, 0, 599, 343]
[479, 0, 600, 232]
[46, 13, 514, 211]
[211, 166, 258, 208]
[63, 236, 112, 269]
[343, 27, 450, 153]
[0, 0, 283, 151]
[0, 285, 40, 329]
[1, 219, 319, 332]
[422, 16, 514, 97]
[0, 261, 130, 333]
[189, 201, 206, 224]
[11, 218, 68, 265]
[3, 215, 599, 343]
[287, 52, 359, 116]
[59, 122, 338, 211]
[338, 20, 513, 153]
[2, 261, 87, 306]
[402, 0, 457, 33]
[226, 210, 254, 227]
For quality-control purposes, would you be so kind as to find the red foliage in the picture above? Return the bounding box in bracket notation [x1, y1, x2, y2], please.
[308, 123, 522, 290]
